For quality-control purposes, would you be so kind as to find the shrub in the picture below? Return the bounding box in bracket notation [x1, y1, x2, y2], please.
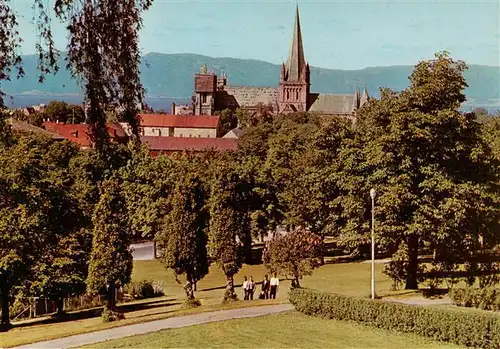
[124, 280, 164, 300]
[183, 298, 201, 308]
[289, 288, 500, 349]
[450, 287, 500, 311]
[101, 306, 125, 323]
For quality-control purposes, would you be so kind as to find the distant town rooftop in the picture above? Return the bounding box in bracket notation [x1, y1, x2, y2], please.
[139, 114, 220, 129]
[142, 136, 237, 153]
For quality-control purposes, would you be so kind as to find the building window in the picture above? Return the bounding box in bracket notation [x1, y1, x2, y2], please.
[202, 93, 207, 103]
[286, 89, 289, 100]
[296, 89, 299, 100]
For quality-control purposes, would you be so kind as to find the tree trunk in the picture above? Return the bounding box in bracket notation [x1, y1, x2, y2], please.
[0, 278, 10, 329]
[56, 297, 64, 316]
[223, 274, 237, 302]
[153, 241, 157, 259]
[185, 271, 195, 300]
[319, 234, 325, 266]
[243, 233, 253, 264]
[405, 235, 419, 290]
[107, 283, 116, 309]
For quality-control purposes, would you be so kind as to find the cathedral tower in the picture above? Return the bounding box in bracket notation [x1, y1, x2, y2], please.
[278, 6, 310, 113]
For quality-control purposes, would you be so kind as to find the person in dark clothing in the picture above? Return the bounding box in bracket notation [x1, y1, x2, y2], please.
[261, 274, 270, 299]
[248, 276, 256, 300]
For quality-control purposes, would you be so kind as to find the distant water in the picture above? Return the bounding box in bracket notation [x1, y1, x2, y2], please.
[4, 94, 499, 115]
[5, 94, 190, 111]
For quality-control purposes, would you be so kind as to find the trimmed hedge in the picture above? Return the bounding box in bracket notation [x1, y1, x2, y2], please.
[289, 288, 500, 349]
[450, 287, 500, 311]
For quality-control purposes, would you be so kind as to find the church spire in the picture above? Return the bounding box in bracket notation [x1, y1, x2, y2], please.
[285, 5, 306, 82]
[360, 86, 370, 106]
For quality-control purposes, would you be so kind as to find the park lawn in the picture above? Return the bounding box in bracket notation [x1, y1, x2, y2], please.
[133, 258, 412, 301]
[82, 311, 461, 349]
[0, 259, 423, 348]
[1, 298, 283, 348]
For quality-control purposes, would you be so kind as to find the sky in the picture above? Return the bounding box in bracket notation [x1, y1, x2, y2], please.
[12, 0, 500, 70]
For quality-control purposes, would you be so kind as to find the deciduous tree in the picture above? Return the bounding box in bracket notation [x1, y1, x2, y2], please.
[262, 230, 322, 288]
[44, 101, 85, 124]
[0, 134, 75, 327]
[207, 156, 247, 302]
[216, 109, 238, 137]
[87, 176, 133, 312]
[345, 52, 500, 289]
[156, 157, 210, 301]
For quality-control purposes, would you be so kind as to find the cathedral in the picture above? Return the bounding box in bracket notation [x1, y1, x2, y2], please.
[191, 6, 369, 117]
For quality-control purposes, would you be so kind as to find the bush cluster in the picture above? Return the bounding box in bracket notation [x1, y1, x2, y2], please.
[124, 280, 164, 300]
[101, 306, 125, 323]
[289, 288, 500, 349]
[183, 298, 202, 308]
[450, 287, 500, 311]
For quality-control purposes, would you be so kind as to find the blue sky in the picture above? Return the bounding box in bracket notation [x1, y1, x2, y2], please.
[13, 0, 500, 70]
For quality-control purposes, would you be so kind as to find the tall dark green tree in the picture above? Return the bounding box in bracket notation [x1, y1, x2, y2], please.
[207, 156, 248, 302]
[27, 140, 91, 315]
[87, 176, 133, 311]
[156, 157, 210, 301]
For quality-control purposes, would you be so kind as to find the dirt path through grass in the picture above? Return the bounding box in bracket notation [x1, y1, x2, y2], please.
[12, 304, 294, 349]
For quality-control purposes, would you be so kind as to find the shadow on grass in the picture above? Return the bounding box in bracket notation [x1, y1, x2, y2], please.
[381, 290, 421, 298]
[11, 297, 180, 330]
[199, 279, 288, 292]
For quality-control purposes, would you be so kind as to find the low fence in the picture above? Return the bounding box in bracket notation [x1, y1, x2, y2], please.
[12, 288, 126, 321]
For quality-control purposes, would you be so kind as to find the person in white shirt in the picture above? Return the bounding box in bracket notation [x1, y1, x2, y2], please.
[269, 273, 279, 299]
[242, 276, 249, 300]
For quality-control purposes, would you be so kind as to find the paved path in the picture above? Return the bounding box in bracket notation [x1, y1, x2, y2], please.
[14, 304, 294, 349]
[131, 242, 155, 261]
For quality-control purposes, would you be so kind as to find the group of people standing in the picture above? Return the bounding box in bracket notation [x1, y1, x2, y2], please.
[242, 274, 280, 300]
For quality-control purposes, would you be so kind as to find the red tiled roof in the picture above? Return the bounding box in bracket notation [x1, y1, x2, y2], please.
[43, 122, 127, 147]
[141, 136, 237, 152]
[139, 114, 220, 129]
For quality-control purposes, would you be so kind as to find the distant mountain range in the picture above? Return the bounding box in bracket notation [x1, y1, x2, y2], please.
[3, 53, 499, 111]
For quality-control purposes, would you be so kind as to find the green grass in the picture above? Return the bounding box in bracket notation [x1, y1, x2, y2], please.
[0, 259, 473, 347]
[83, 311, 461, 349]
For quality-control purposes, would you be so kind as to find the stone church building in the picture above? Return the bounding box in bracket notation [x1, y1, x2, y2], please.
[191, 6, 369, 117]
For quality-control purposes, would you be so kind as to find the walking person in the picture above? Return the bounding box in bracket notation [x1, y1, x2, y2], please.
[248, 276, 256, 300]
[261, 274, 270, 299]
[242, 276, 249, 300]
[270, 273, 279, 299]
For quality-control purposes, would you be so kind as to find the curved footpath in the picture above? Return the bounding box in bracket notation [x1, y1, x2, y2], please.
[12, 304, 294, 349]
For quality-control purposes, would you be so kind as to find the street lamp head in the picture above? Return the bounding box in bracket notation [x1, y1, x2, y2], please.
[370, 188, 376, 200]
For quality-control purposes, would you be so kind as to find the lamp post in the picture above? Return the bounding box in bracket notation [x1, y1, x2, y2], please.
[370, 188, 376, 299]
